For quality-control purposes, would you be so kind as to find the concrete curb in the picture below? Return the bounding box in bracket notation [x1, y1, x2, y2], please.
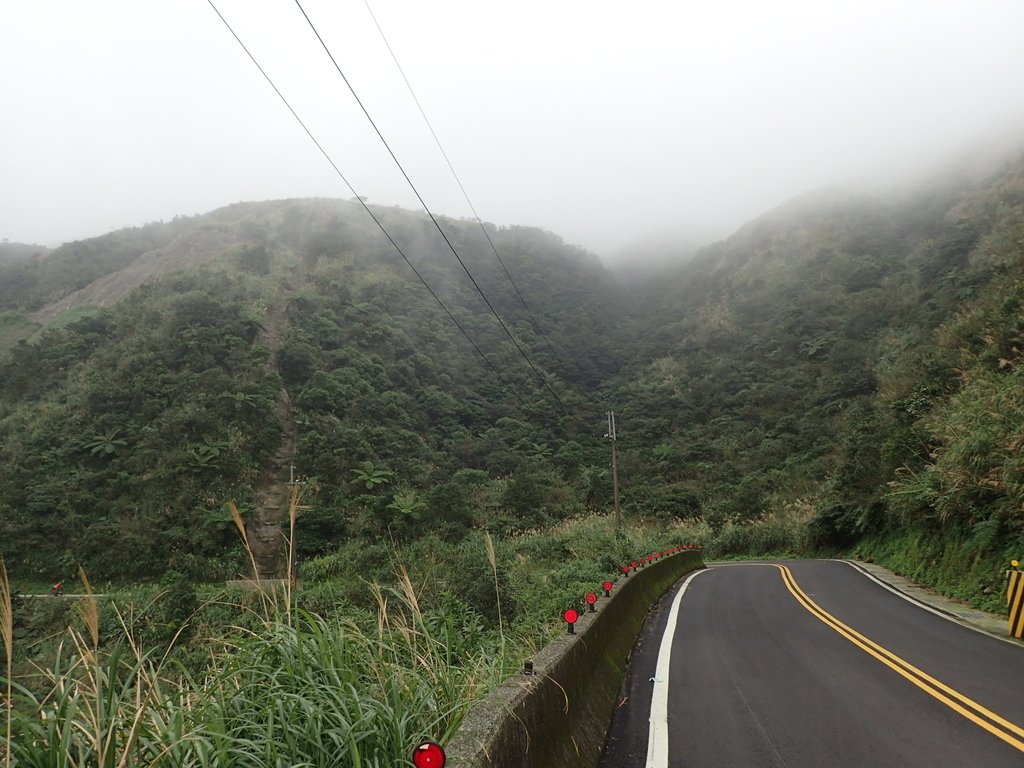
[446, 549, 705, 768]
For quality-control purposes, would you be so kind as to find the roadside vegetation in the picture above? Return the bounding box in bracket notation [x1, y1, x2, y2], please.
[2, 566, 495, 766]
[1, 515, 705, 766]
[2, 153, 1024, 761]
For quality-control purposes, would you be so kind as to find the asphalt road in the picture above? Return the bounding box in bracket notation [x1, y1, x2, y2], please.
[599, 560, 1024, 768]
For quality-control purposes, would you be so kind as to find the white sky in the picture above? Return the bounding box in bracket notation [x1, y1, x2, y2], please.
[2, 0, 1023, 258]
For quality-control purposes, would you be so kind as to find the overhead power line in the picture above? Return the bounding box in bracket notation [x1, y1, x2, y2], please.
[291, 0, 573, 417]
[205, 0, 525, 406]
[359, 0, 568, 372]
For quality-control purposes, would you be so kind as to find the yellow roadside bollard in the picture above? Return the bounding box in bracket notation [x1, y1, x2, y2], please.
[1008, 560, 1024, 639]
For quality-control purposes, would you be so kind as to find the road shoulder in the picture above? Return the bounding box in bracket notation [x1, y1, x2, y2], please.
[843, 559, 1024, 648]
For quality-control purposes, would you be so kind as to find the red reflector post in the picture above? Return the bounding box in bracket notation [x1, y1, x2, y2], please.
[564, 608, 579, 634]
[413, 740, 446, 768]
[586, 592, 598, 611]
[603, 580, 613, 597]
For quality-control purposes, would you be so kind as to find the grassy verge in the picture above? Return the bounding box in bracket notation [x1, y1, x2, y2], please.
[2, 569, 501, 766]
[851, 526, 1021, 614]
[1, 515, 700, 766]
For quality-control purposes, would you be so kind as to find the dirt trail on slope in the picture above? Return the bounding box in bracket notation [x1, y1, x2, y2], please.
[24, 222, 302, 578]
[246, 291, 300, 580]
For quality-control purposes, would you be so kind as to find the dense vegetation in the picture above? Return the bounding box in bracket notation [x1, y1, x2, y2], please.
[4, 149, 1024, 764]
[617, 157, 1024, 608]
[0, 516, 696, 766]
[0, 200, 625, 581]
[2, 155, 1024, 601]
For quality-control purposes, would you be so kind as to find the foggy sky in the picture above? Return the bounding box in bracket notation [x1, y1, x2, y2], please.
[3, 0, 1023, 260]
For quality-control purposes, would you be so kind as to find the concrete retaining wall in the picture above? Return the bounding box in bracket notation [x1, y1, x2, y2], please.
[446, 549, 704, 768]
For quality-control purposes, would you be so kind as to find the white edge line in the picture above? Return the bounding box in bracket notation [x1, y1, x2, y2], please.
[834, 559, 1020, 647]
[645, 567, 712, 768]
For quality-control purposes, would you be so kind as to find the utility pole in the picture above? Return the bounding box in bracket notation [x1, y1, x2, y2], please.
[607, 412, 621, 529]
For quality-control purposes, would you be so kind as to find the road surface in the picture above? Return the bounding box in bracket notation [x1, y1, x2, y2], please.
[599, 560, 1024, 767]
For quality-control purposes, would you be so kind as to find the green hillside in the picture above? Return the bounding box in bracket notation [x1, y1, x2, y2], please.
[0, 199, 627, 580]
[2, 154, 1023, 606]
[616, 154, 1024, 605]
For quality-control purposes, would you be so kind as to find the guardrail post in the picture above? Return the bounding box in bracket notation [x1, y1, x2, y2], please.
[1007, 559, 1024, 639]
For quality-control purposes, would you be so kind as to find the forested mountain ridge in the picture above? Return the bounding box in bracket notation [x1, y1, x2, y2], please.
[2, 152, 1023, 602]
[614, 151, 1024, 603]
[0, 199, 627, 579]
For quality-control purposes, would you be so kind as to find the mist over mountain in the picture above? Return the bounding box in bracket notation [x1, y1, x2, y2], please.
[1, 149, 1023, 606]
[0, 242, 50, 264]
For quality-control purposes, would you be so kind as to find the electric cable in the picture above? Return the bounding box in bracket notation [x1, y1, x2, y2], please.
[359, 0, 568, 372]
[205, 0, 526, 407]
[291, 0, 573, 417]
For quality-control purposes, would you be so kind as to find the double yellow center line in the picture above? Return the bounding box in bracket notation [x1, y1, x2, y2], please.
[775, 564, 1024, 754]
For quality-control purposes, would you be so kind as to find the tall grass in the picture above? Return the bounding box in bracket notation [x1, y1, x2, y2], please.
[3, 512, 718, 765]
[185, 597, 492, 767]
[484, 531, 506, 662]
[4, 569, 173, 768]
[2, 570, 500, 766]
[2, 558, 13, 768]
